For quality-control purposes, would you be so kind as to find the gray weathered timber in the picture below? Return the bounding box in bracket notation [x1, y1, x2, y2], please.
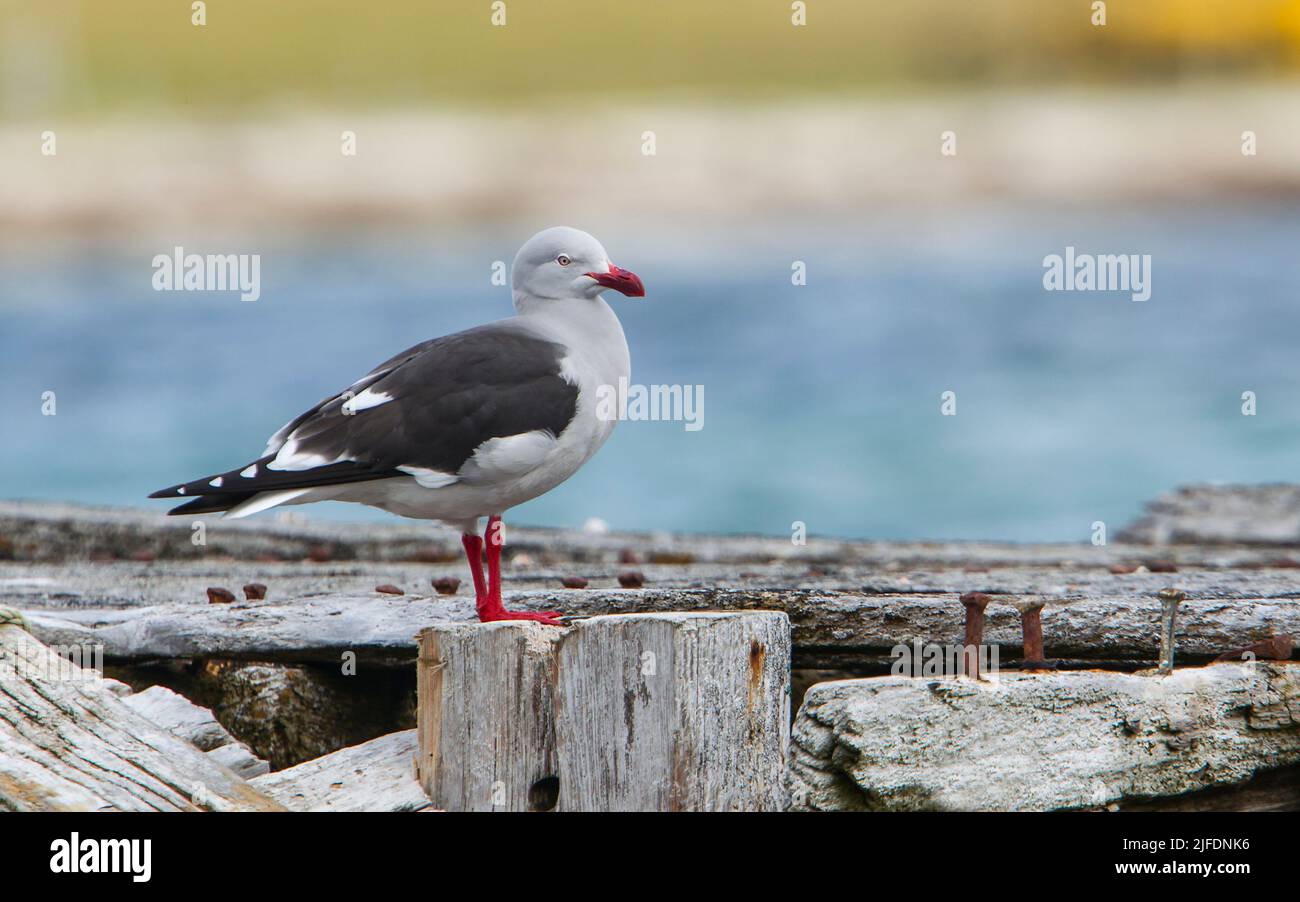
[4, 494, 1299, 812]
[1117, 763, 1300, 811]
[0, 500, 918, 565]
[416, 622, 563, 812]
[0, 622, 282, 811]
[12, 498, 1300, 568]
[122, 684, 233, 751]
[121, 684, 269, 778]
[20, 585, 1300, 668]
[1119, 484, 1300, 546]
[206, 742, 271, 779]
[252, 730, 432, 812]
[417, 612, 790, 812]
[10, 555, 1300, 617]
[9, 499, 1300, 671]
[555, 612, 790, 811]
[789, 662, 1300, 811]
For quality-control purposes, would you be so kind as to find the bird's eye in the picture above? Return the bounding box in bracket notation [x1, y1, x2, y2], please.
[556, 254, 572, 266]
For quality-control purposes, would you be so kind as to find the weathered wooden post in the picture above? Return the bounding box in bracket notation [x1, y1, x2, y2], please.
[416, 622, 564, 811]
[555, 612, 790, 810]
[416, 611, 790, 811]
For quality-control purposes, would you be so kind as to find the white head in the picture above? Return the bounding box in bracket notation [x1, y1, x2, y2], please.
[511, 226, 645, 309]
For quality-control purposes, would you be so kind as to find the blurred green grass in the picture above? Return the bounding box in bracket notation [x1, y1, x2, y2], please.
[7, 0, 1300, 117]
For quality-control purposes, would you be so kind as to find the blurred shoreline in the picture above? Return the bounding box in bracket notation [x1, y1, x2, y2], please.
[4, 83, 1300, 240]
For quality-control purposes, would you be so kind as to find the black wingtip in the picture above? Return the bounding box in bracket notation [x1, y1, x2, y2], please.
[148, 487, 178, 499]
[166, 494, 252, 516]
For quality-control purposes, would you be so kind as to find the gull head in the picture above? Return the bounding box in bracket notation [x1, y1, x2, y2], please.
[512, 226, 645, 305]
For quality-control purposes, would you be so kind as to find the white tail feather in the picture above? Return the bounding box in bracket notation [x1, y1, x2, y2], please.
[223, 488, 313, 519]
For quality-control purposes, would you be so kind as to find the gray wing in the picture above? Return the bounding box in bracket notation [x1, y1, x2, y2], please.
[150, 320, 579, 510]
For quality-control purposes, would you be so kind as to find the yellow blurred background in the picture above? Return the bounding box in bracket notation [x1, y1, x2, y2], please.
[4, 0, 1300, 117]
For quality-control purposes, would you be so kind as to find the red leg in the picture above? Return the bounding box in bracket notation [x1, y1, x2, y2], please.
[475, 516, 564, 626]
[460, 533, 488, 604]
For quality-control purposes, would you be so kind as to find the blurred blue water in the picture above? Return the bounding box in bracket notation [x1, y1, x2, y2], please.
[3, 206, 1298, 541]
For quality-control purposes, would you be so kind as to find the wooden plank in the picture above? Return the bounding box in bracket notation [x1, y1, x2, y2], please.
[11, 498, 1300, 567]
[0, 621, 282, 811]
[22, 585, 1299, 670]
[1119, 484, 1300, 545]
[121, 685, 269, 778]
[252, 730, 432, 812]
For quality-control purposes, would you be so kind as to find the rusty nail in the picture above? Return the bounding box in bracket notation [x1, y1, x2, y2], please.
[1157, 587, 1185, 674]
[242, 583, 267, 601]
[1011, 596, 1048, 670]
[617, 570, 645, 588]
[374, 584, 404, 596]
[562, 576, 589, 589]
[206, 587, 235, 605]
[959, 592, 991, 678]
[1214, 634, 1293, 663]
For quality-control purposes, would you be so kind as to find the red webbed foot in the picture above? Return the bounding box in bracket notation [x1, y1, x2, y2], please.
[478, 607, 565, 627]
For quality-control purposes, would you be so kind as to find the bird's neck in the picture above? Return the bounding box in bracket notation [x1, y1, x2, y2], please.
[516, 294, 622, 338]
[516, 295, 630, 377]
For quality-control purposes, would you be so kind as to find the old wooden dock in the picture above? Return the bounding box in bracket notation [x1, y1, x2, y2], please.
[1, 490, 1298, 811]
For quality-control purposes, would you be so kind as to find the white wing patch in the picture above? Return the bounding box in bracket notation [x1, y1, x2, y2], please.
[395, 466, 460, 489]
[262, 420, 298, 457]
[261, 368, 398, 456]
[265, 439, 347, 472]
[341, 388, 393, 415]
[209, 477, 224, 488]
[557, 355, 581, 387]
[460, 430, 559, 482]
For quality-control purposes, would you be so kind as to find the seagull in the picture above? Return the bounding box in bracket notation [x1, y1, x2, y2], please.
[150, 226, 645, 626]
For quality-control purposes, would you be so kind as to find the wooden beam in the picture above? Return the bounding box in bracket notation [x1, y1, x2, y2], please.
[25, 584, 1300, 670]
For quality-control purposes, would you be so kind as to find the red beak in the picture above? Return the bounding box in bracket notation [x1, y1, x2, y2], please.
[586, 263, 645, 297]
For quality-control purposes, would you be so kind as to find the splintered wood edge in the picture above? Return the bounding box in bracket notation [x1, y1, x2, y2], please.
[415, 630, 444, 796]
